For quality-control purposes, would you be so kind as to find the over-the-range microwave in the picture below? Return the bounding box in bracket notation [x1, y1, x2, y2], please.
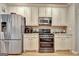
[39, 17, 52, 26]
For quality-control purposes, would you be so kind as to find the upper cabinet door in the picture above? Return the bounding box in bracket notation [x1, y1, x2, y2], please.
[25, 7, 32, 26]
[16, 7, 25, 16]
[59, 8, 67, 25]
[8, 7, 25, 16]
[52, 8, 61, 26]
[39, 7, 52, 17]
[31, 7, 38, 26]
[8, 7, 17, 14]
[46, 7, 52, 17]
[52, 8, 67, 26]
[39, 7, 46, 17]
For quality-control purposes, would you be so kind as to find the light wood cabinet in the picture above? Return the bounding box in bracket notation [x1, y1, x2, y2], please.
[39, 7, 52, 17]
[30, 37, 39, 51]
[64, 37, 72, 50]
[52, 8, 60, 25]
[16, 7, 25, 16]
[55, 37, 62, 50]
[31, 7, 38, 26]
[52, 8, 67, 26]
[8, 7, 17, 14]
[39, 7, 46, 17]
[9, 7, 67, 26]
[46, 7, 52, 17]
[8, 7, 25, 16]
[59, 8, 67, 25]
[55, 37, 72, 51]
[23, 37, 31, 51]
[23, 34, 39, 52]
[25, 7, 32, 26]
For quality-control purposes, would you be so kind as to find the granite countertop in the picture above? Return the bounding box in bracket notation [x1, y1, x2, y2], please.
[24, 32, 39, 34]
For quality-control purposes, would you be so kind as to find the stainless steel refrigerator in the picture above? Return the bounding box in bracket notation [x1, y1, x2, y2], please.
[0, 14, 25, 55]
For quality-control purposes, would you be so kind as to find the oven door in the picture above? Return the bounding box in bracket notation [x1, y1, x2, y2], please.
[39, 29, 50, 33]
[40, 38, 54, 42]
[40, 42, 54, 48]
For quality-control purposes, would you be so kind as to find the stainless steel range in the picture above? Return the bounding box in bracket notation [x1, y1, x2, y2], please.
[39, 29, 54, 53]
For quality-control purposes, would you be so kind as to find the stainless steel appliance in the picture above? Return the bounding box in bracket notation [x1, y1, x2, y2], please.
[0, 14, 25, 55]
[39, 29, 54, 53]
[39, 17, 52, 26]
[39, 29, 50, 33]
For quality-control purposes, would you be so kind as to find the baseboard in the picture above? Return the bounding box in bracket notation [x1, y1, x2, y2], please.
[8, 52, 22, 55]
[24, 50, 37, 52]
[71, 50, 79, 54]
[0, 53, 8, 56]
[56, 50, 70, 52]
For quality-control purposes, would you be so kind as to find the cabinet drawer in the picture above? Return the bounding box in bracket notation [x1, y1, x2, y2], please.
[24, 34, 39, 38]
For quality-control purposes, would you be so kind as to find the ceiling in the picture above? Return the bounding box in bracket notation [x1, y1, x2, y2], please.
[6, 3, 70, 7]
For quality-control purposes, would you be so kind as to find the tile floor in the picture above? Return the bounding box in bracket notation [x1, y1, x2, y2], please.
[21, 51, 78, 56]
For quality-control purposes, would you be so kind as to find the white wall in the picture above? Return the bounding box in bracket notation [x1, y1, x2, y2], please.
[0, 3, 8, 13]
[68, 3, 79, 52]
[75, 4, 79, 52]
[67, 4, 76, 51]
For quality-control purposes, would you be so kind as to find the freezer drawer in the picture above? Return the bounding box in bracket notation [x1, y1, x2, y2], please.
[8, 39, 22, 54]
[0, 40, 9, 55]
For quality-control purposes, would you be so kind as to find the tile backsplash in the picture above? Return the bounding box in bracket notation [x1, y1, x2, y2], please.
[32, 26, 67, 33]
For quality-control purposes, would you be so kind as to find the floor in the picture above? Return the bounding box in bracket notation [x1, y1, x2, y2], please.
[21, 52, 78, 56]
[10, 51, 79, 56]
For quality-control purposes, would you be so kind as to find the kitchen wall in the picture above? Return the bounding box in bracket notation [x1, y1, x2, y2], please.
[67, 4, 76, 52]
[0, 3, 8, 13]
[75, 4, 79, 52]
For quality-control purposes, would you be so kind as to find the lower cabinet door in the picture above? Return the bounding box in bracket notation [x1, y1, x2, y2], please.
[55, 38, 62, 50]
[64, 38, 72, 50]
[8, 40, 22, 54]
[30, 37, 38, 51]
[55, 37, 72, 51]
[24, 37, 39, 51]
[24, 37, 31, 51]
